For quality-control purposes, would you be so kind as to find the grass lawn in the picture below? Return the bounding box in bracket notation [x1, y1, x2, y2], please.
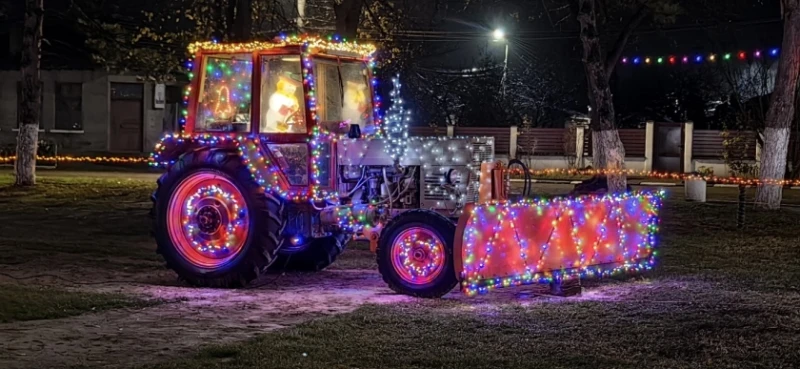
[0, 284, 158, 323]
[147, 191, 800, 368]
[2, 173, 800, 368]
[0, 174, 162, 322]
[0, 173, 159, 268]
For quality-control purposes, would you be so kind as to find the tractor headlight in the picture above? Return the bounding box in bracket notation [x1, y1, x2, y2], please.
[446, 168, 463, 185]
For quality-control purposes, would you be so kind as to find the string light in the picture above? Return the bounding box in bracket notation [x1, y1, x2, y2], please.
[461, 191, 664, 295]
[0, 156, 148, 164]
[621, 47, 781, 66]
[182, 184, 247, 256]
[383, 74, 410, 163]
[503, 167, 800, 187]
[187, 34, 376, 58]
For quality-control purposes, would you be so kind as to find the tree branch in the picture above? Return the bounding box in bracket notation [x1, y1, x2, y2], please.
[604, 4, 647, 78]
[364, 1, 388, 37]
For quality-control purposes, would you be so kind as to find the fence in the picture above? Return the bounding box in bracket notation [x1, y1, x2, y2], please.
[411, 121, 763, 175]
[692, 130, 757, 159]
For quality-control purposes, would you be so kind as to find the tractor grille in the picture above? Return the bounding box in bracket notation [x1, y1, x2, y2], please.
[466, 136, 495, 203]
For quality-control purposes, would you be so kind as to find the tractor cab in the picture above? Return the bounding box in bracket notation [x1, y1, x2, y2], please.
[186, 37, 378, 138]
[180, 36, 379, 198]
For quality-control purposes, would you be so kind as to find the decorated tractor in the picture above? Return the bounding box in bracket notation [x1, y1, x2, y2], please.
[151, 35, 663, 298]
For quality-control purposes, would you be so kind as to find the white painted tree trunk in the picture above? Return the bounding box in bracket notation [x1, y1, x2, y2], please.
[297, 0, 306, 30]
[757, 128, 791, 208]
[15, 0, 44, 187]
[578, 0, 627, 193]
[755, 0, 800, 209]
[592, 129, 626, 191]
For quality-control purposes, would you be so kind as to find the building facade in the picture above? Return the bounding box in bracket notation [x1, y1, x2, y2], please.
[0, 70, 184, 154]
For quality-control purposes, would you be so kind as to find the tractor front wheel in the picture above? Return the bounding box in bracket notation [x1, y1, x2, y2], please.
[377, 210, 458, 298]
[152, 149, 284, 287]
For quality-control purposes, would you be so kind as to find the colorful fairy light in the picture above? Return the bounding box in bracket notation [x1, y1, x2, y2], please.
[391, 227, 446, 285]
[187, 35, 376, 58]
[153, 34, 383, 204]
[182, 184, 248, 256]
[502, 167, 800, 187]
[622, 47, 780, 67]
[0, 155, 148, 164]
[460, 191, 664, 295]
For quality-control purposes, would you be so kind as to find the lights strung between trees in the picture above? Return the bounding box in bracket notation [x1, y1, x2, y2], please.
[621, 47, 779, 66]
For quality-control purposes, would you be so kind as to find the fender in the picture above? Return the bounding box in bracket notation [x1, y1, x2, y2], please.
[150, 133, 295, 199]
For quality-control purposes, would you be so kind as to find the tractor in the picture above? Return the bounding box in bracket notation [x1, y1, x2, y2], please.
[151, 35, 662, 298]
[150, 35, 494, 297]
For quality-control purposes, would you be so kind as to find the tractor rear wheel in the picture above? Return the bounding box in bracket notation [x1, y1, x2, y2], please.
[269, 233, 348, 272]
[151, 149, 284, 287]
[377, 210, 458, 298]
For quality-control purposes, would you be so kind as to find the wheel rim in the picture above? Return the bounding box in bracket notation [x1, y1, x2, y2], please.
[167, 171, 250, 269]
[390, 227, 446, 285]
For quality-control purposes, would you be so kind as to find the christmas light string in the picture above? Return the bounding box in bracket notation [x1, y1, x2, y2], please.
[461, 191, 663, 295]
[383, 74, 410, 163]
[621, 47, 780, 66]
[0, 156, 149, 164]
[182, 184, 248, 256]
[187, 34, 376, 58]
[150, 35, 383, 204]
[502, 167, 800, 187]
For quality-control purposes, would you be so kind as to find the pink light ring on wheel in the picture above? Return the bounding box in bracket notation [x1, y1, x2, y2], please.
[459, 191, 664, 295]
[167, 172, 251, 269]
[390, 227, 447, 285]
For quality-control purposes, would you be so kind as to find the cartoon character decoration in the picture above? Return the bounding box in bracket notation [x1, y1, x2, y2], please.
[213, 86, 234, 120]
[264, 75, 303, 133]
[341, 81, 370, 129]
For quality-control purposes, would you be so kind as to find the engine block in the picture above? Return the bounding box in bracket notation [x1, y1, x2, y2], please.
[336, 136, 495, 214]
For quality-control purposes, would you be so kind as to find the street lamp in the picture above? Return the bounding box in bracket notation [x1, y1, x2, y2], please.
[492, 28, 505, 41]
[492, 28, 509, 98]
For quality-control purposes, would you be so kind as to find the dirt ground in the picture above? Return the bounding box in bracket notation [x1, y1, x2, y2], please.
[0, 263, 414, 369]
[0, 252, 617, 369]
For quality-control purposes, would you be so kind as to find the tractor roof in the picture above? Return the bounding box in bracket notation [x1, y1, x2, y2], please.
[187, 34, 376, 59]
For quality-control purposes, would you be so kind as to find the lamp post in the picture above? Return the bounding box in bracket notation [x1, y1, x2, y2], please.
[493, 28, 509, 98]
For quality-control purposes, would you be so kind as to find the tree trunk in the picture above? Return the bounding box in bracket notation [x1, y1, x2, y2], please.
[756, 0, 800, 209]
[297, 0, 306, 30]
[333, 0, 363, 39]
[15, 0, 43, 187]
[577, 0, 626, 193]
[229, 0, 253, 41]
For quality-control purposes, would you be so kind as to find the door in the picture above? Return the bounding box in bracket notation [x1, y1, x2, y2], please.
[653, 122, 684, 172]
[110, 83, 144, 152]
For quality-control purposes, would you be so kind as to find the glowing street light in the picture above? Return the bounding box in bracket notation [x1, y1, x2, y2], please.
[492, 29, 509, 98]
[493, 28, 505, 41]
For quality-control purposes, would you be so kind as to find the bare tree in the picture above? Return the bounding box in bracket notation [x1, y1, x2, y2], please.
[577, 0, 643, 192]
[756, 0, 800, 209]
[543, 0, 679, 192]
[15, 0, 43, 186]
[333, 0, 363, 38]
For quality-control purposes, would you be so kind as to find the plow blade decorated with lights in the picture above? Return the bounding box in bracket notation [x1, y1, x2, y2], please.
[149, 34, 663, 298]
[452, 192, 662, 296]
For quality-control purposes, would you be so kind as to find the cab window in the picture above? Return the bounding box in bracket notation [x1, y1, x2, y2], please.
[260, 55, 306, 133]
[196, 54, 252, 132]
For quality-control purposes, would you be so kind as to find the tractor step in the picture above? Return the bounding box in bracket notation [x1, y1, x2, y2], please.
[548, 280, 583, 297]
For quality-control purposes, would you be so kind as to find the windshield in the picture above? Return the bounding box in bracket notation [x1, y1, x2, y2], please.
[313, 58, 373, 133]
[196, 53, 253, 132]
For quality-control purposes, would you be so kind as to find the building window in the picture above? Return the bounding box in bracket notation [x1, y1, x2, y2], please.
[16, 82, 43, 128]
[55, 83, 83, 131]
